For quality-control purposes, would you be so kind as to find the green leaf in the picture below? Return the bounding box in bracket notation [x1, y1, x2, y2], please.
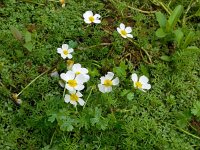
[25, 31, 32, 43]
[120, 89, 130, 97]
[23, 42, 33, 52]
[182, 31, 195, 49]
[68, 40, 78, 48]
[195, 8, 200, 16]
[155, 11, 166, 28]
[10, 26, 23, 41]
[155, 28, 167, 38]
[174, 29, 184, 48]
[191, 101, 200, 117]
[160, 55, 171, 62]
[127, 92, 134, 100]
[48, 114, 57, 123]
[166, 5, 183, 32]
[186, 46, 199, 50]
[113, 61, 127, 78]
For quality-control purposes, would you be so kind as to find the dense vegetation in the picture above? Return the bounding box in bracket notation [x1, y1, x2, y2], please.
[0, 0, 200, 149]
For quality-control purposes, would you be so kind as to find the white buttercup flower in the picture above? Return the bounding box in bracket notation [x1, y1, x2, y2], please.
[131, 73, 151, 92]
[83, 11, 101, 24]
[98, 72, 119, 93]
[72, 63, 90, 82]
[117, 23, 133, 38]
[57, 44, 74, 59]
[60, 71, 85, 91]
[64, 90, 85, 106]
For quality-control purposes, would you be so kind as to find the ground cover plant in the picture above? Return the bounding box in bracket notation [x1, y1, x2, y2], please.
[0, 0, 200, 149]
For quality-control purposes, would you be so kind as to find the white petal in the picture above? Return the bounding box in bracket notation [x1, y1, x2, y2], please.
[68, 48, 74, 53]
[72, 63, 81, 72]
[127, 34, 133, 38]
[57, 48, 62, 54]
[76, 91, 83, 97]
[83, 11, 93, 19]
[121, 35, 127, 38]
[94, 14, 101, 19]
[125, 27, 132, 33]
[100, 77, 106, 84]
[75, 84, 84, 91]
[93, 19, 101, 24]
[65, 84, 74, 91]
[76, 74, 85, 84]
[70, 100, 77, 106]
[62, 44, 68, 50]
[80, 68, 88, 74]
[105, 72, 114, 80]
[117, 28, 121, 34]
[120, 23, 125, 30]
[67, 54, 72, 59]
[84, 19, 92, 24]
[83, 74, 90, 82]
[65, 71, 75, 80]
[64, 95, 70, 103]
[142, 83, 151, 90]
[131, 73, 138, 82]
[139, 75, 149, 84]
[104, 86, 112, 93]
[60, 73, 68, 81]
[78, 98, 85, 106]
[69, 90, 76, 94]
[112, 77, 119, 85]
[61, 53, 67, 59]
[98, 84, 105, 93]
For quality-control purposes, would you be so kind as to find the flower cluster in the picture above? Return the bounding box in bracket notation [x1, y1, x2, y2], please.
[54, 10, 151, 107]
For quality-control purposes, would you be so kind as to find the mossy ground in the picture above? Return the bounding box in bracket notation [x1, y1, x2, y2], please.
[0, 0, 200, 149]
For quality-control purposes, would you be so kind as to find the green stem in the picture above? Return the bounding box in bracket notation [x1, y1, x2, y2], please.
[175, 126, 200, 140]
[127, 5, 156, 14]
[83, 87, 94, 109]
[17, 68, 51, 97]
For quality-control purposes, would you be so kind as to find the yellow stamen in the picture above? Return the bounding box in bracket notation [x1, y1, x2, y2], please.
[135, 81, 142, 88]
[76, 72, 81, 75]
[89, 16, 95, 22]
[63, 49, 68, 55]
[68, 80, 77, 87]
[103, 79, 113, 87]
[120, 30, 127, 36]
[70, 94, 79, 101]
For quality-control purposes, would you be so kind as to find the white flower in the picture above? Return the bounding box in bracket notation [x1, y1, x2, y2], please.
[117, 23, 133, 38]
[83, 11, 101, 24]
[60, 71, 85, 91]
[57, 44, 74, 59]
[71, 63, 90, 82]
[64, 90, 85, 106]
[131, 73, 151, 92]
[98, 72, 119, 93]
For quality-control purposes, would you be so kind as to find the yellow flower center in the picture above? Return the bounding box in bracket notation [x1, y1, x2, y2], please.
[89, 16, 95, 22]
[103, 79, 113, 87]
[70, 94, 79, 101]
[135, 81, 142, 88]
[63, 49, 68, 55]
[68, 80, 77, 87]
[120, 30, 127, 36]
[76, 71, 81, 75]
